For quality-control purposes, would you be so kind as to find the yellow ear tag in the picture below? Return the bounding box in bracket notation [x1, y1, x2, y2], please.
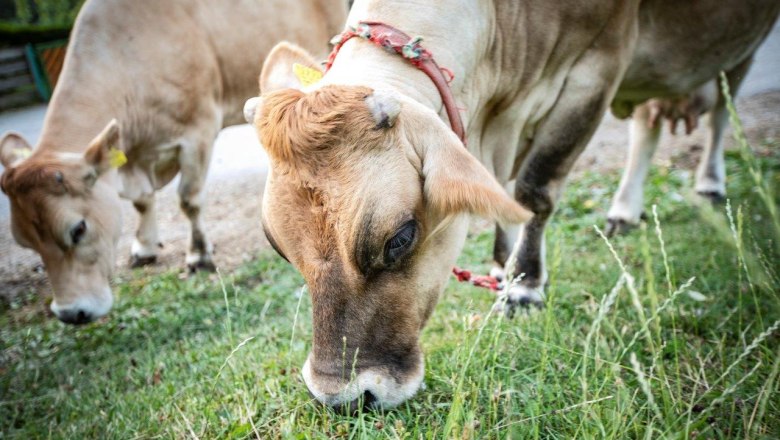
[293, 63, 323, 87]
[13, 148, 32, 159]
[108, 148, 127, 168]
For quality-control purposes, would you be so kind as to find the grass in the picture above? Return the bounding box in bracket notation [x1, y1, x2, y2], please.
[2, 131, 779, 436]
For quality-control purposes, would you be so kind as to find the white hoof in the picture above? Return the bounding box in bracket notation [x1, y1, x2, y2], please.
[606, 203, 643, 228]
[694, 177, 725, 198]
[186, 252, 216, 272]
[131, 239, 159, 259]
[130, 239, 160, 267]
[489, 266, 506, 281]
[492, 284, 545, 317]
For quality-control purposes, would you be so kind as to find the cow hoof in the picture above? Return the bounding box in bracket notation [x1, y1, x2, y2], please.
[489, 266, 506, 282]
[697, 190, 726, 204]
[605, 218, 639, 237]
[130, 254, 157, 268]
[488, 267, 507, 290]
[187, 259, 216, 273]
[492, 285, 544, 318]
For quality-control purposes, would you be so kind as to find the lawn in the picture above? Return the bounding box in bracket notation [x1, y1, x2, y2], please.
[1, 133, 779, 437]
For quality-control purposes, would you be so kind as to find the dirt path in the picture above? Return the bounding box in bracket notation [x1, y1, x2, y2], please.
[2, 22, 779, 304]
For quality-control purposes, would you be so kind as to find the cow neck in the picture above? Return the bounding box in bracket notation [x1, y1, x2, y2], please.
[34, 85, 124, 190]
[323, 22, 466, 145]
[36, 84, 115, 154]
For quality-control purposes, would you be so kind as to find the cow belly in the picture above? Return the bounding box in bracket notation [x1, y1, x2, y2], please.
[617, 0, 780, 101]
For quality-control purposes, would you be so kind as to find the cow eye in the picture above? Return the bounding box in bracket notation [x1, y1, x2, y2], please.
[70, 219, 87, 245]
[384, 220, 416, 265]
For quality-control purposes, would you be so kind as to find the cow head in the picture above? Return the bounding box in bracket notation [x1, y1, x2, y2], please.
[0, 120, 123, 324]
[245, 43, 531, 410]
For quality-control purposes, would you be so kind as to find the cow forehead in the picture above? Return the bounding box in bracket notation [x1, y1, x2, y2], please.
[257, 85, 388, 171]
[7, 188, 64, 252]
[267, 154, 422, 229]
[2, 157, 87, 196]
[265, 180, 355, 262]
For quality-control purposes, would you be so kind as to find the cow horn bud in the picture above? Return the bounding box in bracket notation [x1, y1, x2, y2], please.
[244, 97, 262, 124]
[365, 91, 401, 129]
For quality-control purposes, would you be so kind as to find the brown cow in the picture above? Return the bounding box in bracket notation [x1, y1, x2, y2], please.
[0, 0, 346, 324]
[247, 0, 637, 409]
[245, 0, 779, 410]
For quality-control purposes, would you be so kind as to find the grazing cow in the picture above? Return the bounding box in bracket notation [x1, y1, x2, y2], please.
[0, 0, 346, 324]
[247, 0, 636, 410]
[245, 0, 639, 409]
[607, 3, 779, 234]
[245, 0, 779, 410]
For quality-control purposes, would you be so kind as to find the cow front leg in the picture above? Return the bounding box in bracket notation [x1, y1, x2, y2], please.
[494, 47, 629, 315]
[694, 57, 753, 202]
[492, 222, 520, 283]
[499, 215, 550, 312]
[606, 103, 661, 235]
[491, 180, 520, 282]
[497, 173, 567, 314]
[130, 194, 162, 267]
[178, 138, 216, 272]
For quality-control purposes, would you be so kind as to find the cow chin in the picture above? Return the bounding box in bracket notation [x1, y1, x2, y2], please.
[302, 353, 425, 412]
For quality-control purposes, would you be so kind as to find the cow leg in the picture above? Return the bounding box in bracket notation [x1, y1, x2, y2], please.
[129, 194, 161, 267]
[494, 52, 629, 315]
[694, 56, 753, 202]
[492, 181, 520, 281]
[178, 136, 216, 272]
[605, 104, 661, 235]
[492, 223, 520, 281]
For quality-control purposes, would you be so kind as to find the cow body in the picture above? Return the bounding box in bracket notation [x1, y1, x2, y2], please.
[249, 0, 639, 409]
[248, 0, 780, 410]
[0, 0, 347, 323]
[607, 1, 779, 232]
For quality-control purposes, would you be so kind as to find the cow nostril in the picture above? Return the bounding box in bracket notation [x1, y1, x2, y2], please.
[341, 390, 378, 414]
[362, 390, 377, 408]
[58, 309, 93, 325]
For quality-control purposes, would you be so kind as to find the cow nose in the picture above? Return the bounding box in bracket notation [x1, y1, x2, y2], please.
[302, 355, 425, 410]
[57, 308, 94, 325]
[304, 380, 378, 414]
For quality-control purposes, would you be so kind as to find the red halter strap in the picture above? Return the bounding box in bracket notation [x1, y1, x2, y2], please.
[324, 21, 466, 145]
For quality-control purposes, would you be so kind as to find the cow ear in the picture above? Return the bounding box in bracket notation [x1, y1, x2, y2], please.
[0, 132, 33, 168]
[260, 42, 322, 93]
[84, 119, 122, 175]
[405, 107, 532, 224]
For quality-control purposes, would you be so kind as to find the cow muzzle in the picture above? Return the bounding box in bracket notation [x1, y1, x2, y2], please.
[301, 353, 425, 412]
[50, 287, 113, 325]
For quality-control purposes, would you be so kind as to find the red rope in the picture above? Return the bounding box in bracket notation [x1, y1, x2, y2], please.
[452, 267, 501, 292]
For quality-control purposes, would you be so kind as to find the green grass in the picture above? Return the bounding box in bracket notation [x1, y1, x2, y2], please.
[2, 142, 779, 437]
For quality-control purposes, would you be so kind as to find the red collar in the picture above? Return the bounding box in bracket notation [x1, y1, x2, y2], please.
[324, 21, 466, 145]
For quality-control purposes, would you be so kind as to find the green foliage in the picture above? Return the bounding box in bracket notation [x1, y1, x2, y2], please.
[5, 0, 84, 27]
[11, 0, 32, 24]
